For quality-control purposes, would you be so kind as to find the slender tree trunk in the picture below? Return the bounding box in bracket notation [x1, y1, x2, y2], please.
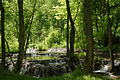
[66, 0, 76, 70]
[107, 0, 115, 73]
[66, 9, 69, 57]
[14, 0, 25, 73]
[66, 0, 75, 58]
[0, 0, 5, 67]
[24, 0, 37, 53]
[83, 0, 93, 74]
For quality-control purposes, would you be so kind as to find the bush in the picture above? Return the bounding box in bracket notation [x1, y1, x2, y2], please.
[38, 45, 48, 51]
[59, 40, 66, 48]
[45, 27, 63, 48]
[9, 41, 19, 52]
[36, 42, 48, 51]
[113, 44, 120, 52]
[102, 46, 109, 52]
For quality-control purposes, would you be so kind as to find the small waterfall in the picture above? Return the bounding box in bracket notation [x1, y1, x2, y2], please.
[100, 63, 111, 72]
[6, 48, 73, 77]
[8, 64, 14, 71]
[93, 60, 120, 74]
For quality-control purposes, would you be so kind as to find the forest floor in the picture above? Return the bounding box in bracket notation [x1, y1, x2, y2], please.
[0, 67, 112, 80]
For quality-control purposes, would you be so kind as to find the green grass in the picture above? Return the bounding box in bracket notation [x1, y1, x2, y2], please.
[0, 70, 38, 80]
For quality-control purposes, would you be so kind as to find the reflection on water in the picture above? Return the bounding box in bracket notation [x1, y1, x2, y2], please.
[26, 55, 59, 60]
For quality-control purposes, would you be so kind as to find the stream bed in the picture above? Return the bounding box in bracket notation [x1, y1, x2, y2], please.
[6, 48, 72, 77]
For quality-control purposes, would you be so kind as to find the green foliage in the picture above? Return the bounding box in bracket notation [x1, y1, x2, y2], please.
[113, 44, 120, 52]
[5, 37, 19, 52]
[103, 46, 109, 52]
[45, 27, 64, 48]
[9, 41, 19, 52]
[0, 36, 2, 57]
[0, 0, 119, 79]
[78, 52, 86, 57]
[37, 43, 48, 51]
[1, 0, 120, 51]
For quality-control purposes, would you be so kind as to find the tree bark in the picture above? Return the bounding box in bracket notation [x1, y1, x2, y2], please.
[107, 0, 115, 73]
[66, 0, 76, 70]
[14, 0, 25, 73]
[83, 0, 93, 74]
[66, 7, 69, 57]
[66, 0, 75, 59]
[0, 0, 5, 67]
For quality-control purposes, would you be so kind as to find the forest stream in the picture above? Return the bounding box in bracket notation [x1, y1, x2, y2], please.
[1, 48, 120, 78]
[4, 48, 72, 77]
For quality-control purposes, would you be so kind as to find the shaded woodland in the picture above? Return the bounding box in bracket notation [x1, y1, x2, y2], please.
[0, 0, 120, 79]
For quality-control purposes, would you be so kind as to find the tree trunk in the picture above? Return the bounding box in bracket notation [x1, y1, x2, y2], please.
[66, 0, 75, 58]
[0, 0, 5, 67]
[66, 8, 69, 57]
[107, 0, 115, 73]
[66, 0, 75, 70]
[83, 0, 93, 74]
[14, 0, 25, 73]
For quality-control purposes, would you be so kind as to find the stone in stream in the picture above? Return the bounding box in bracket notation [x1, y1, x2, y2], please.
[21, 62, 30, 74]
[94, 60, 102, 70]
[20, 59, 71, 77]
[34, 64, 42, 76]
[0, 59, 1, 63]
[8, 64, 14, 71]
[26, 48, 37, 54]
